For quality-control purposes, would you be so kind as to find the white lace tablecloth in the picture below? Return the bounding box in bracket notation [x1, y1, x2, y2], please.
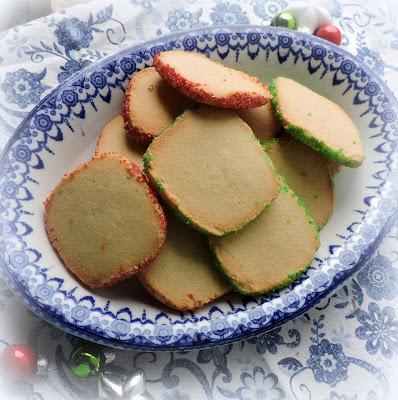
[1, 1, 398, 399]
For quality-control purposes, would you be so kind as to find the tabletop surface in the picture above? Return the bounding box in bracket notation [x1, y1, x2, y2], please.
[0, 0, 398, 399]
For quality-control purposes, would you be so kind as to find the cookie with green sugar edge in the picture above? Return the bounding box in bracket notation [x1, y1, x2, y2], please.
[269, 77, 364, 168]
[145, 106, 280, 236]
[143, 110, 190, 172]
[275, 177, 319, 239]
[262, 137, 279, 151]
[263, 136, 334, 229]
[209, 180, 319, 295]
[208, 242, 312, 296]
[167, 146, 278, 237]
[143, 151, 154, 171]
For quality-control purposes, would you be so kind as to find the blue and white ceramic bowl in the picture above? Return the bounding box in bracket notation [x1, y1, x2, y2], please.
[1, 26, 397, 350]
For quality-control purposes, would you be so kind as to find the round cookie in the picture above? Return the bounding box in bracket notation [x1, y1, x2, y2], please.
[209, 183, 319, 295]
[123, 67, 195, 144]
[95, 115, 146, 169]
[153, 51, 269, 109]
[269, 77, 364, 167]
[139, 212, 230, 311]
[144, 106, 280, 236]
[236, 101, 281, 143]
[264, 137, 334, 229]
[44, 153, 167, 289]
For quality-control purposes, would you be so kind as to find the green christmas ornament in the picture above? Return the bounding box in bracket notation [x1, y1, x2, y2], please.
[270, 12, 297, 30]
[69, 344, 105, 378]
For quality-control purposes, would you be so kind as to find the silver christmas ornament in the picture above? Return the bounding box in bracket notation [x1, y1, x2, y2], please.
[98, 367, 155, 400]
[99, 370, 124, 398]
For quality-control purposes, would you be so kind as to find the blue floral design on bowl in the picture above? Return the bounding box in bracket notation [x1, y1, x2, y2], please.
[0, 26, 397, 350]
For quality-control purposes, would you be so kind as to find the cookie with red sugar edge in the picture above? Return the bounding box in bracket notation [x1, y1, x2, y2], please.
[153, 51, 269, 109]
[139, 211, 229, 311]
[122, 67, 195, 144]
[95, 114, 147, 169]
[44, 153, 167, 289]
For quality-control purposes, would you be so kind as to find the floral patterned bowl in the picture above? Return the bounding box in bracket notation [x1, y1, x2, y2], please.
[1, 26, 397, 350]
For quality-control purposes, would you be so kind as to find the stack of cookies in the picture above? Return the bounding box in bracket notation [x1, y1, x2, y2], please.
[45, 51, 364, 311]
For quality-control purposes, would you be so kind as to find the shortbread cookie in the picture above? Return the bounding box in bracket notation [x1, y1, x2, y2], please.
[123, 67, 195, 143]
[140, 212, 229, 311]
[153, 51, 269, 108]
[209, 183, 319, 295]
[264, 137, 334, 228]
[270, 77, 364, 167]
[44, 154, 167, 288]
[144, 106, 280, 236]
[95, 115, 146, 169]
[237, 101, 281, 143]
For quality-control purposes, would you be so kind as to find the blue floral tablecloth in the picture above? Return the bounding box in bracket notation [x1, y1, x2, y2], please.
[0, 0, 398, 399]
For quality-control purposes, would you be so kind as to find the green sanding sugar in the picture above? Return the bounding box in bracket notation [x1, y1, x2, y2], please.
[285, 124, 357, 167]
[268, 78, 360, 168]
[210, 177, 320, 296]
[277, 175, 319, 237]
[154, 179, 165, 191]
[262, 137, 279, 151]
[143, 151, 153, 171]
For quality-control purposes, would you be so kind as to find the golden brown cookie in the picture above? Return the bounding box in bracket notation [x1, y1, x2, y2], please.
[209, 182, 319, 295]
[236, 100, 281, 143]
[144, 106, 280, 236]
[264, 137, 334, 228]
[139, 212, 229, 311]
[153, 51, 269, 109]
[123, 67, 195, 143]
[270, 77, 364, 167]
[44, 153, 167, 289]
[95, 115, 146, 169]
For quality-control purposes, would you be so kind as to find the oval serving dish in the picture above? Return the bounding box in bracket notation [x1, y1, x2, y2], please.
[1, 25, 397, 350]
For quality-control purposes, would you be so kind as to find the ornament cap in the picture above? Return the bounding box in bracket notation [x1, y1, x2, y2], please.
[123, 368, 146, 397]
[98, 366, 155, 400]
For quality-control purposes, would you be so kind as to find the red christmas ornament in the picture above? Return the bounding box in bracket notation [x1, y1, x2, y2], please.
[0, 343, 38, 379]
[315, 24, 342, 45]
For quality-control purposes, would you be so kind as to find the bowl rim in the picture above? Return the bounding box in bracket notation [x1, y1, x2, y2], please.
[1, 24, 398, 350]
